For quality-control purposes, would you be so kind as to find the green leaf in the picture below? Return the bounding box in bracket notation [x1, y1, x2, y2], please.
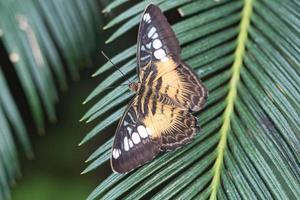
[0, 0, 102, 198]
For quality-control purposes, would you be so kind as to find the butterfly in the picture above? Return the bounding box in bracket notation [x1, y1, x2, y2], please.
[111, 4, 208, 173]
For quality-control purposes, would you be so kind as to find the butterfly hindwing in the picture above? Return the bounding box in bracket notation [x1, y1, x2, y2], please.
[155, 60, 208, 112]
[139, 56, 207, 113]
[111, 98, 160, 173]
[142, 97, 200, 151]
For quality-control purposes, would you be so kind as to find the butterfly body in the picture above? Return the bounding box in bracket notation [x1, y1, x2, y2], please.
[129, 82, 141, 92]
[111, 4, 208, 173]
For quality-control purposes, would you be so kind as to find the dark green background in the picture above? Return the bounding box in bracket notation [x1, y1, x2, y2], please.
[11, 69, 108, 200]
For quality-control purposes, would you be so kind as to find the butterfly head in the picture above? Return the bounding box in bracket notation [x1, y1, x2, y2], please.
[129, 82, 141, 92]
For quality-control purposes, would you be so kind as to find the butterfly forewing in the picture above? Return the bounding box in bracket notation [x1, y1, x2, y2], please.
[111, 97, 160, 173]
[137, 4, 180, 74]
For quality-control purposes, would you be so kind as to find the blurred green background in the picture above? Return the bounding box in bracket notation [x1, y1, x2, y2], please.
[11, 69, 102, 200]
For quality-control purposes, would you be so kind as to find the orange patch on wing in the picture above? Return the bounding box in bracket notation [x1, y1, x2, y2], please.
[155, 61, 196, 108]
[160, 72, 189, 106]
[144, 111, 171, 139]
[153, 57, 184, 100]
[143, 99, 184, 139]
[154, 56, 178, 77]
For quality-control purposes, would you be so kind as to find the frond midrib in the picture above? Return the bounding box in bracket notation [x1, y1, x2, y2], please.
[209, 0, 253, 199]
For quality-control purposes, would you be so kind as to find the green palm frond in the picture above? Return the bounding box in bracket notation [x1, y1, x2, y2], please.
[0, 0, 102, 198]
[82, 0, 300, 199]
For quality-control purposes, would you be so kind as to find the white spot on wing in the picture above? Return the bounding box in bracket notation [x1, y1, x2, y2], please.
[129, 139, 133, 148]
[143, 13, 151, 22]
[148, 27, 156, 38]
[112, 149, 116, 158]
[154, 49, 166, 59]
[137, 125, 148, 138]
[153, 39, 162, 49]
[112, 149, 120, 159]
[152, 33, 158, 39]
[124, 137, 129, 151]
[127, 127, 132, 134]
[161, 57, 169, 62]
[132, 132, 141, 144]
[141, 45, 146, 51]
[146, 42, 151, 49]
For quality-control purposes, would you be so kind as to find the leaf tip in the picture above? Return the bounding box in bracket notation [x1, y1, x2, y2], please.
[83, 97, 91, 104]
[177, 8, 184, 17]
[103, 25, 109, 30]
[78, 141, 84, 146]
[105, 38, 112, 44]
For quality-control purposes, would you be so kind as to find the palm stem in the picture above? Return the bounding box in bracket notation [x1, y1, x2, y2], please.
[209, 0, 253, 199]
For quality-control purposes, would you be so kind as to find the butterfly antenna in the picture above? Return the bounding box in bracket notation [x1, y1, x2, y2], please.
[101, 51, 132, 84]
[101, 83, 129, 91]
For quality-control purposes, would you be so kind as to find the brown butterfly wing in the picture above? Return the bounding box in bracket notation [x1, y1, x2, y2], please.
[154, 59, 208, 112]
[110, 97, 160, 173]
[137, 4, 207, 112]
[111, 93, 200, 173]
[137, 4, 180, 76]
[141, 97, 200, 151]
